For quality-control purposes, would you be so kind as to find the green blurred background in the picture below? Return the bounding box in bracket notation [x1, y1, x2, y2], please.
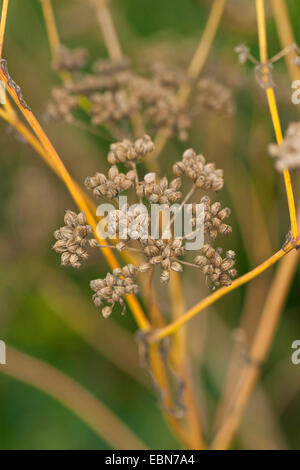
[0, 0, 299, 449]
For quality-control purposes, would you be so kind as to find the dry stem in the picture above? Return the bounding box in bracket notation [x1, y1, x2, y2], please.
[1, 346, 147, 450]
[0, 0, 9, 59]
[151, 241, 299, 342]
[40, 0, 60, 59]
[210, 247, 300, 449]
[151, 0, 227, 163]
[90, 0, 122, 61]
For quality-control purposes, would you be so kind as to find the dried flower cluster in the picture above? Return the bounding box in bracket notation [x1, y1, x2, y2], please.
[54, 135, 237, 317]
[107, 134, 154, 165]
[268, 121, 300, 172]
[90, 265, 139, 318]
[46, 50, 234, 141]
[194, 245, 237, 288]
[45, 87, 79, 123]
[136, 173, 182, 204]
[173, 148, 224, 191]
[140, 238, 185, 284]
[53, 210, 97, 268]
[196, 78, 235, 117]
[200, 196, 232, 240]
[85, 166, 136, 199]
[90, 90, 139, 126]
[106, 204, 149, 241]
[52, 46, 89, 72]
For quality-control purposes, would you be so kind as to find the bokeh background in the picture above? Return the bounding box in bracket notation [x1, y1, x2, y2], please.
[0, 0, 299, 449]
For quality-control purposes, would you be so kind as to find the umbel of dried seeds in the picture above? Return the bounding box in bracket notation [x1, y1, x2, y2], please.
[136, 172, 182, 205]
[194, 244, 237, 289]
[268, 121, 300, 172]
[90, 90, 139, 126]
[196, 77, 235, 117]
[85, 166, 136, 199]
[52, 46, 89, 72]
[200, 196, 232, 239]
[53, 210, 98, 268]
[107, 135, 155, 165]
[140, 238, 186, 284]
[90, 264, 139, 318]
[93, 58, 130, 76]
[173, 148, 224, 191]
[45, 87, 79, 123]
[130, 75, 192, 141]
[106, 204, 149, 241]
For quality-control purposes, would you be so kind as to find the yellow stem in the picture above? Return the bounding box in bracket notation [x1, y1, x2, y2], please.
[90, 0, 122, 61]
[40, 0, 60, 58]
[256, 0, 298, 239]
[152, 242, 298, 342]
[0, 0, 9, 59]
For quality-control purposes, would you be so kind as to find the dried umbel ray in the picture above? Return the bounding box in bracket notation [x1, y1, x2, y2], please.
[53, 135, 236, 319]
[45, 46, 235, 142]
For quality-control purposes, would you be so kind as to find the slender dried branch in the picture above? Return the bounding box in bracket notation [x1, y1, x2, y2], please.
[1, 346, 147, 450]
[270, 0, 300, 82]
[210, 247, 300, 449]
[0, 0, 9, 59]
[151, 0, 227, 164]
[151, 241, 299, 342]
[90, 0, 122, 61]
[40, 0, 60, 59]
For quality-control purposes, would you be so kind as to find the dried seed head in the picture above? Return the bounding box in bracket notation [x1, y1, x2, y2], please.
[140, 237, 186, 283]
[108, 135, 154, 165]
[45, 86, 79, 123]
[85, 167, 135, 199]
[194, 244, 237, 289]
[52, 46, 89, 72]
[131, 75, 192, 141]
[173, 148, 224, 191]
[91, 265, 139, 318]
[137, 174, 182, 205]
[196, 77, 235, 117]
[90, 90, 139, 126]
[53, 210, 96, 268]
[197, 197, 232, 240]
